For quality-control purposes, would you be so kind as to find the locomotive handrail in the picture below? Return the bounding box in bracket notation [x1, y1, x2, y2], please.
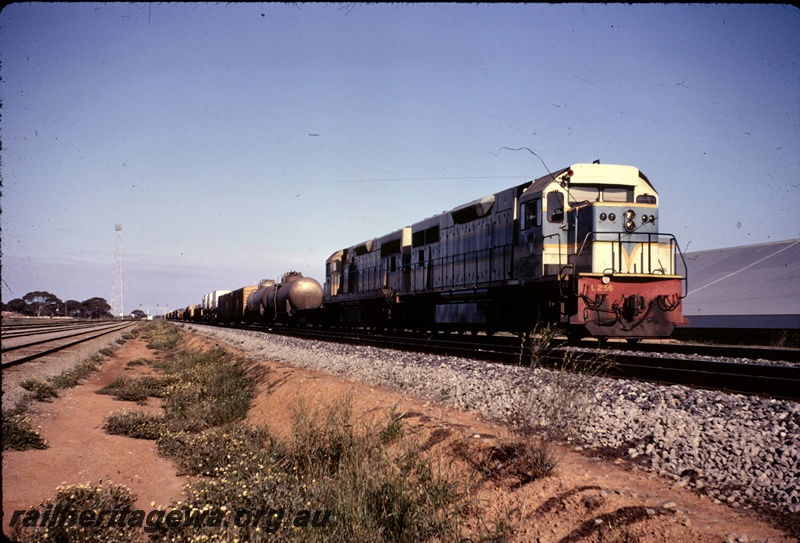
[408, 244, 516, 292]
[342, 244, 519, 297]
[332, 230, 688, 301]
[572, 231, 688, 298]
[541, 232, 565, 279]
[672, 235, 689, 299]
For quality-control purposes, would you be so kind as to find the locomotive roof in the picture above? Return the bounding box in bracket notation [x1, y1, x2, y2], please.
[524, 163, 656, 196]
[328, 163, 659, 261]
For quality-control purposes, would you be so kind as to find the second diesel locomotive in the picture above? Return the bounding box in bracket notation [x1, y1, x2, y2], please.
[173, 162, 688, 341]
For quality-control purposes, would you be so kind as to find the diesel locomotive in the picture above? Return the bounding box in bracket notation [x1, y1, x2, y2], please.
[172, 162, 688, 341]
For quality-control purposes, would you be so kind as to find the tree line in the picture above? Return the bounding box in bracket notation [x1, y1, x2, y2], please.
[1, 291, 113, 319]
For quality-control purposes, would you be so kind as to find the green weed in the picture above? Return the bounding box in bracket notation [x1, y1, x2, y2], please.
[20, 380, 58, 402]
[104, 410, 165, 440]
[138, 320, 182, 351]
[2, 413, 48, 451]
[10, 482, 139, 542]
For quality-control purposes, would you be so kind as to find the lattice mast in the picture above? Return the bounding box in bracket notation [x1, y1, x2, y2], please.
[111, 224, 124, 318]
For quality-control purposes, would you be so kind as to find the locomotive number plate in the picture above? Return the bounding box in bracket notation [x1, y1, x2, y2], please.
[588, 283, 615, 292]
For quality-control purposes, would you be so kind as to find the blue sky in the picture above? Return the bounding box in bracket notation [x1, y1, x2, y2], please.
[1, 3, 798, 314]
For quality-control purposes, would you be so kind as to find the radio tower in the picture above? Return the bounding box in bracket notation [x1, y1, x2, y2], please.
[111, 224, 124, 318]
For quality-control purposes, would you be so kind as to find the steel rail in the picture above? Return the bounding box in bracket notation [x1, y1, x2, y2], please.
[1, 323, 132, 353]
[1, 322, 137, 368]
[190, 322, 800, 401]
[598, 341, 799, 364]
[1, 321, 113, 340]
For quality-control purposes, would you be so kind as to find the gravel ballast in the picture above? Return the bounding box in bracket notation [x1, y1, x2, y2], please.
[188, 324, 799, 516]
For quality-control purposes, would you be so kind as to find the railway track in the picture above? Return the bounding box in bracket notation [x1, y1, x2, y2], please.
[1, 321, 137, 368]
[199, 322, 800, 401]
[1, 320, 111, 340]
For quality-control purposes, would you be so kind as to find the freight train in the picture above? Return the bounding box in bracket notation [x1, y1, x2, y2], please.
[169, 162, 688, 342]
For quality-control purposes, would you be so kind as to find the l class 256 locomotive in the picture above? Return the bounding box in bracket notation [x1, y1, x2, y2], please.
[515, 163, 687, 339]
[325, 162, 687, 341]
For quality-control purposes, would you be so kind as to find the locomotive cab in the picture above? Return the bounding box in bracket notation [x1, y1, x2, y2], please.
[516, 163, 687, 340]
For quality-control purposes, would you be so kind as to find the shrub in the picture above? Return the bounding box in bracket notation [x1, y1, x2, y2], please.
[100, 347, 256, 438]
[159, 348, 254, 431]
[157, 424, 274, 476]
[2, 413, 47, 451]
[293, 398, 465, 543]
[104, 411, 165, 440]
[139, 320, 182, 351]
[289, 396, 360, 480]
[379, 403, 408, 445]
[10, 483, 138, 542]
[148, 399, 466, 543]
[20, 379, 58, 402]
[96, 375, 176, 403]
[48, 358, 102, 389]
[514, 322, 614, 441]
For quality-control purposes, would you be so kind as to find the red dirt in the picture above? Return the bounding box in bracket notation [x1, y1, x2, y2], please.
[2, 332, 795, 543]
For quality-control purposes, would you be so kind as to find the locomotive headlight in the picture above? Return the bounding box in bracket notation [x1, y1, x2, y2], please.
[608, 213, 616, 222]
[599, 213, 607, 221]
[624, 209, 636, 220]
[642, 215, 649, 223]
[624, 220, 636, 232]
[649, 215, 655, 223]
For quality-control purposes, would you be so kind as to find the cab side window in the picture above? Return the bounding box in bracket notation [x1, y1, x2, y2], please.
[636, 194, 657, 204]
[521, 199, 541, 229]
[547, 191, 564, 222]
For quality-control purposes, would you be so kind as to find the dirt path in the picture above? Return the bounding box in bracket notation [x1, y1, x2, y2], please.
[2, 339, 187, 530]
[2, 331, 795, 542]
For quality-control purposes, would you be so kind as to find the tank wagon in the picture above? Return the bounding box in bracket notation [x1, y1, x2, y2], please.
[182, 272, 324, 326]
[247, 272, 324, 323]
[171, 162, 686, 341]
[324, 162, 687, 340]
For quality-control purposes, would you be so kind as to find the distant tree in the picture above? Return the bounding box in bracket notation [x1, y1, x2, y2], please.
[23, 291, 62, 317]
[4, 298, 28, 314]
[81, 297, 113, 319]
[131, 309, 147, 320]
[64, 300, 82, 318]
